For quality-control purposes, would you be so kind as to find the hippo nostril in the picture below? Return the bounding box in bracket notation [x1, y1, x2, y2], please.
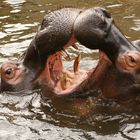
[129, 56, 136, 63]
[4, 68, 15, 79]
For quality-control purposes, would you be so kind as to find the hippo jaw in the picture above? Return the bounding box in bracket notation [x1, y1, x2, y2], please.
[37, 50, 91, 95]
[35, 48, 111, 97]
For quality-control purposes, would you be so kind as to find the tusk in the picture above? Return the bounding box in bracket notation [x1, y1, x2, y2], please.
[71, 44, 79, 50]
[73, 54, 81, 73]
[60, 49, 71, 60]
[60, 72, 67, 90]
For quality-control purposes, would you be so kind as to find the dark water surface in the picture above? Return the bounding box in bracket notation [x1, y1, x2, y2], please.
[0, 0, 140, 139]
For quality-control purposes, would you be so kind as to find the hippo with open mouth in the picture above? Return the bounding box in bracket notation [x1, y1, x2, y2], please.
[1, 7, 140, 103]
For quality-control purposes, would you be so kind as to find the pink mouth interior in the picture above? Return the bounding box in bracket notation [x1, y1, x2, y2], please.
[41, 52, 95, 95]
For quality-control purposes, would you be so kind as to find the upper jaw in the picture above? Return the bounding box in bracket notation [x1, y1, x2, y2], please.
[103, 24, 136, 64]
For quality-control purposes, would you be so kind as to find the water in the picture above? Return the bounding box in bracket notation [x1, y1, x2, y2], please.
[0, 0, 140, 139]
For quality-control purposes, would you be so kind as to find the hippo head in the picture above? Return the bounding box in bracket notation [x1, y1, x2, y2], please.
[0, 7, 140, 101]
[0, 61, 39, 94]
[74, 7, 140, 101]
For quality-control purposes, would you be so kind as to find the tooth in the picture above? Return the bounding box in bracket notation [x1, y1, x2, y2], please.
[61, 50, 71, 60]
[73, 55, 81, 73]
[60, 72, 67, 90]
[72, 44, 78, 50]
[62, 70, 74, 79]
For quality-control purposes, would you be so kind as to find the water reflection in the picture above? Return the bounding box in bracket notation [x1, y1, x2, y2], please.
[4, 0, 26, 8]
[0, 0, 140, 139]
[132, 19, 140, 31]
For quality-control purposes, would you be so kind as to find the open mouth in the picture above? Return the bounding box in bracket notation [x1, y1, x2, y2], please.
[42, 44, 103, 96]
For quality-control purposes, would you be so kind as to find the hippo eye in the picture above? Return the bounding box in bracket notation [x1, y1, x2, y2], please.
[4, 68, 15, 79]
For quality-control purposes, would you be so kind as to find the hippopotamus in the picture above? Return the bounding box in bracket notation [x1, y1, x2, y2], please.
[1, 7, 140, 103]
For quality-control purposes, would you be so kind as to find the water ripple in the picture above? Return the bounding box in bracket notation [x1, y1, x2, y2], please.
[3, 23, 38, 33]
[131, 19, 140, 31]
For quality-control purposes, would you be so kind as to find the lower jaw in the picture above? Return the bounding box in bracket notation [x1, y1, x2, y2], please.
[39, 51, 97, 96]
[53, 69, 94, 95]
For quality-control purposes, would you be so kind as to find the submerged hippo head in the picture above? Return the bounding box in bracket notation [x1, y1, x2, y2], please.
[0, 61, 38, 93]
[0, 7, 140, 101]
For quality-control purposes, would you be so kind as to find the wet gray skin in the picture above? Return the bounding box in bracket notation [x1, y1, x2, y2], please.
[0, 7, 140, 98]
